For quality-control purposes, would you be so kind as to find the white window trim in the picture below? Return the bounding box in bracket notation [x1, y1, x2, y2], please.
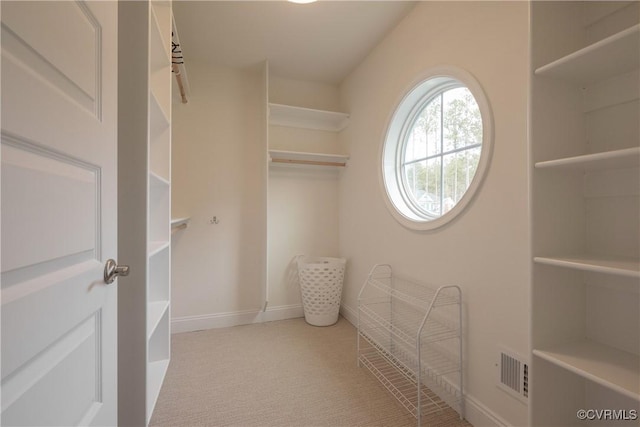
[379, 66, 494, 231]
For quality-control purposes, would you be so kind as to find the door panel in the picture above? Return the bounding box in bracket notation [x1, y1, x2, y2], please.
[1, 1, 118, 425]
[1, 1, 100, 116]
[1, 139, 98, 273]
[1, 310, 101, 426]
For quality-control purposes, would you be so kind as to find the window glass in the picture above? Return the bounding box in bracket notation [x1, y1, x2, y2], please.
[381, 69, 492, 230]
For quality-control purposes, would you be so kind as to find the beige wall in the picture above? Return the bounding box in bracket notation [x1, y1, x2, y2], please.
[269, 75, 341, 111]
[171, 61, 267, 329]
[267, 168, 341, 308]
[337, 2, 530, 425]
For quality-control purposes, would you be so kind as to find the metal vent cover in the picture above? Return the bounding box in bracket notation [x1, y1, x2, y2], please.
[497, 347, 528, 404]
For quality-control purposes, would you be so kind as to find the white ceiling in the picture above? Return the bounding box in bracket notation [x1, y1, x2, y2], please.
[172, 1, 417, 84]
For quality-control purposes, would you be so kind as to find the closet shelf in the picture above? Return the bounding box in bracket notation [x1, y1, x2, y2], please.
[150, 171, 170, 187]
[147, 358, 170, 423]
[269, 149, 349, 168]
[534, 255, 640, 278]
[533, 339, 640, 401]
[150, 80, 171, 125]
[149, 8, 170, 73]
[534, 24, 640, 85]
[171, 217, 190, 231]
[147, 300, 170, 340]
[150, 91, 171, 135]
[150, 2, 171, 65]
[269, 103, 349, 132]
[535, 147, 640, 171]
[148, 240, 170, 257]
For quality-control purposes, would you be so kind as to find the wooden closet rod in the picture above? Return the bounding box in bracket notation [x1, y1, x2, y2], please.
[271, 158, 346, 167]
[172, 63, 188, 104]
[171, 223, 188, 233]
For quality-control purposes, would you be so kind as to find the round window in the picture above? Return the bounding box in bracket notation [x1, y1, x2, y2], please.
[381, 67, 493, 230]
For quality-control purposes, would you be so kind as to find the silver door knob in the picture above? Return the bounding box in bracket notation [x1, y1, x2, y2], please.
[104, 259, 130, 284]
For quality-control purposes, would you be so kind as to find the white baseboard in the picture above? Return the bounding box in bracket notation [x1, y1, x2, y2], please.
[171, 304, 304, 333]
[464, 395, 510, 427]
[339, 303, 358, 326]
[339, 303, 508, 427]
[262, 303, 305, 322]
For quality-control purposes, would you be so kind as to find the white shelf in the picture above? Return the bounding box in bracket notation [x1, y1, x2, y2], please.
[269, 149, 349, 167]
[171, 217, 189, 233]
[148, 248, 170, 302]
[149, 2, 170, 70]
[533, 339, 640, 401]
[147, 300, 170, 340]
[150, 73, 171, 125]
[146, 358, 170, 424]
[150, 91, 170, 134]
[170, 217, 190, 227]
[268, 103, 349, 132]
[147, 303, 169, 427]
[534, 255, 640, 278]
[150, 171, 170, 187]
[148, 240, 170, 257]
[535, 24, 640, 85]
[149, 93, 171, 180]
[535, 147, 640, 171]
[149, 26, 169, 76]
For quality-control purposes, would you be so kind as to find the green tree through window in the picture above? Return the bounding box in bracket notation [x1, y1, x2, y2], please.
[402, 86, 482, 217]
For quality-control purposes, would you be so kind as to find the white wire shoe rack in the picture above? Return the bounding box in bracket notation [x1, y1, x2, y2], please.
[357, 264, 464, 426]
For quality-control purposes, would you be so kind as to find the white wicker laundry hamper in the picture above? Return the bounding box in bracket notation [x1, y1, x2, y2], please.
[296, 256, 346, 326]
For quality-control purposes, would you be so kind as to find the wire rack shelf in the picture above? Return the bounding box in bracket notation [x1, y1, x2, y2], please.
[357, 264, 464, 426]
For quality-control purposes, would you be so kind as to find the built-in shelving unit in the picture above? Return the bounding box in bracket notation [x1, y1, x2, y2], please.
[119, 1, 172, 426]
[530, 2, 640, 425]
[267, 102, 349, 168]
[146, 2, 172, 423]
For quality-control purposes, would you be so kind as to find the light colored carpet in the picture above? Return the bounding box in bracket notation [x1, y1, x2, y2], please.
[150, 317, 472, 427]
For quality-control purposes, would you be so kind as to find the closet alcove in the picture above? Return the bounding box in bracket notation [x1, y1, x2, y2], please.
[265, 68, 350, 314]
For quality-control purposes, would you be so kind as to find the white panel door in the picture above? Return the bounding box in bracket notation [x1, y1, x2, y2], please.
[1, 1, 118, 425]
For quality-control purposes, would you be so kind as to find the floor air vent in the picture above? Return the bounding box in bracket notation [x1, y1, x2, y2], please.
[497, 347, 528, 403]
